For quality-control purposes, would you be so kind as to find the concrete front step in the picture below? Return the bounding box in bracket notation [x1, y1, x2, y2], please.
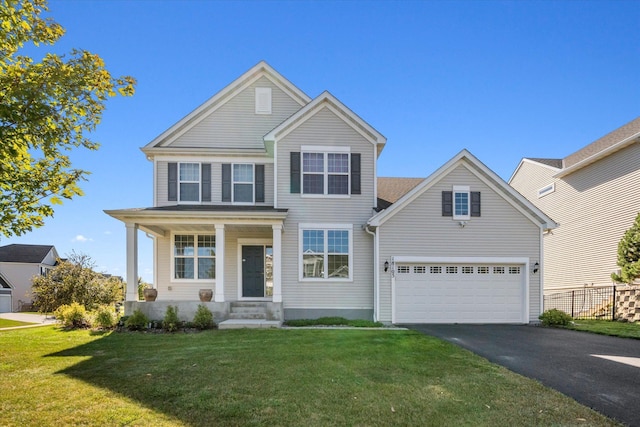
[218, 319, 282, 329]
[228, 312, 267, 320]
[230, 306, 267, 314]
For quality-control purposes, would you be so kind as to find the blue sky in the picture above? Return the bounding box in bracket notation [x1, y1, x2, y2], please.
[3, 0, 639, 283]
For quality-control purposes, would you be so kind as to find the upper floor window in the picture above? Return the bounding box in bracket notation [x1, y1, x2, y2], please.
[291, 147, 360, 196]
[442, 186, 481, 219]
[168, 162, 211, 203]
[453, 185, 470, 220]
[173, 234, 215, 280]
[222, 163, 265, 204]
[179, 163, 200, 202]
[233, 164, 254, 203]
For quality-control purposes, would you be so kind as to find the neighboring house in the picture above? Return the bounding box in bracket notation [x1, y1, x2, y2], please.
[0, 244, 59, 312]
[510, 117, 640, 294]
[106, 61, 555, 324]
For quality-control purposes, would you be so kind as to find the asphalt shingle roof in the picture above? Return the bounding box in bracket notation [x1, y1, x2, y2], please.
[0, 244, 55, 264]
[377, 177, 424, 210]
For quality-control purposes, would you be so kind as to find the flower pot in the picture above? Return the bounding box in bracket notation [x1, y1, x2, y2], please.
[143, 288, 157, 302]
[199, 289, 213, 302]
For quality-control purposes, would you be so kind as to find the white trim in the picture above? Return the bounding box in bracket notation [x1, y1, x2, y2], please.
[125, 223, 139, 302]
[537, 182, 555, 198]
[272, 224, 282, 303]
[368, 149, 558, 230]
[255, 87, 272, 115]
[231, 163, 255, 205]
[177, 162, 202, 204]
[153, 157, 158, 207]
[452, 185, 470, 220]
[301, 145, 351, 153]
[153, 154, 273, 164]
[237, 238, 273, 301]
[301, 150, 351, 197]
[143, 61, 310, 151]
[508, 158, 561, 184]
[274, 140, 278, 208]
[214, 224, 225, 302]
[298, 224, 354, 282]
[169, 231, 216, 284]
[391, 256, 530, 324]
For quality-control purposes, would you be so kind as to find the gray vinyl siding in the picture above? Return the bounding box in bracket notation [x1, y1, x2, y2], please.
[170, 76, 303, 150]
[0, 262, 42, 311]
[155, 160, 273, 207]
[377, 164, 542, 322]
[511, 141, 640, 292]
[276, 106, 376, 311]
[154, 228, 272, 301]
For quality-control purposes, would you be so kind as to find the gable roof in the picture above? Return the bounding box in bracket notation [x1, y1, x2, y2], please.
[377, 177, 424, 210]
[142, 61, 311, 153]
[0, 271, 12, 289]
[263, 91, 387, 156]
[368, 149, 557, 229]
[555, 116, 640, 177]
[527, 158, 563, 169]
[0, 244, 56, 264]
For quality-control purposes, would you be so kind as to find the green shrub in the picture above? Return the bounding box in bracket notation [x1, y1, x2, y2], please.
[125, 309, 149, 331]
[54, 302, 90, 329]
[192, 304, 215, 330]
[539, 309, 573, 327]
[284, 316, 384, 328]
[163, 305, 180, 332]
[93, 305, 117, 329]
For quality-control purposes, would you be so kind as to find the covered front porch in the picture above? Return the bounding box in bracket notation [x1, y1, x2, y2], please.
[105, 205, 287, 322]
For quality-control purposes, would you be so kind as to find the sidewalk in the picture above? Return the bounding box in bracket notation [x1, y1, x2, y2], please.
[0, 312, 57, 330]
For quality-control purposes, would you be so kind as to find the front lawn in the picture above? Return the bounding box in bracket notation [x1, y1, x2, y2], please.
[0, 327, 617, 426]
[0, 318, 35, 328]
[568, 319, 640, 339]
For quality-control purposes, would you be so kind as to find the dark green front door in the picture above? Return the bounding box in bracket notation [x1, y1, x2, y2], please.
[242, 245, 264, 297]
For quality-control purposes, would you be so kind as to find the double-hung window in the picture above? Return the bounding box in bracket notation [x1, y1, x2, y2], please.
[179, 163, 200, 202]
[299, 225, 352, 280]
[233, 164, 254, 203]
[453, 185, 470, 220]
[173, 234, 215, 280]
[302, 147, 350, 196]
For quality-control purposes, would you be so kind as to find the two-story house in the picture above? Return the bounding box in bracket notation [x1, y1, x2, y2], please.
[510, 117, 640, 294]
[106, 61, 555, 325]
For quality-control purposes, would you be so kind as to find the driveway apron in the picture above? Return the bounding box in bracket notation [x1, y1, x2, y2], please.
[406, 324, 640, 427]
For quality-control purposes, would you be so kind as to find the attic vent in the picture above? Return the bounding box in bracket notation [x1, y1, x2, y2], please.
[255, 87, 272, 114]
[537, 183, 555, 198]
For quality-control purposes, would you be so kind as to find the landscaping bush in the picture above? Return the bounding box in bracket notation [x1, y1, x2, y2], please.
[125, 309, 149, 331]
[284, 316, 384, 327]
[192, 304, 215, 330]
[93, 305, 117, 329]
[539, 309, 573, 327]
[163, 305, 180, 332]
[54, 302, 91, 329]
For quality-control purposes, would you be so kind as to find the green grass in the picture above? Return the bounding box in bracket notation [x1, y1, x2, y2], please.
[283, 316, 384, 327]
[568, 319, 640, 339]
[0, 318, 35, 328]
[0, 327, 618, 426]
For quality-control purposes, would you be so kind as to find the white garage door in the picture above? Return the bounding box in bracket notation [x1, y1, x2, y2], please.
[0, 289, 11, 313]
[394, 263, 525, 324]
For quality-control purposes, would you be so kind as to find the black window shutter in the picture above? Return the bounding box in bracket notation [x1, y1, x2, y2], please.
[168, 162, 177, 202]
[351, 153, 361, 195]
[255, 164, 265, 203]
[290, 152, 301, 194]
[442, 191, 453, 216]
[222, 164, 231, 202]
[471, 191, 481, 217]
[201, 163, 211, 202]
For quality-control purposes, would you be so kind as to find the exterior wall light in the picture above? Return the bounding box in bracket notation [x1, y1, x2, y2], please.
[384, 260, 389, 272]
[533, 262, 540, 273]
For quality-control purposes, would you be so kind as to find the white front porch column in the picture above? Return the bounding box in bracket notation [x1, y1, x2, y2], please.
[125, 223, 138, 302]
[215, 224, 225, 302]
[272, 224, 282, 303]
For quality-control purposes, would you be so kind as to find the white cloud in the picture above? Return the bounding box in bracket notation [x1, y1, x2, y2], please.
[72, 234, 93, 243]
[103, 231, 112, 235]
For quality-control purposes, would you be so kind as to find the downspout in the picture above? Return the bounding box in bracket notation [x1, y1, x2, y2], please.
[364, 224, 379, 322]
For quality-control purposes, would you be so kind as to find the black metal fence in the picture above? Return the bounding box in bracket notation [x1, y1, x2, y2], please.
[544, 286, 617, 320]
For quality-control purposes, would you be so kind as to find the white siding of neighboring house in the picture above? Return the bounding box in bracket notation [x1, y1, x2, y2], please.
[377, 163, 542, 322]
[276, 106, 376, 314]
[510, 141, 640, 292]
[155, 159, 274, 207]
[169, 76, 304, 150]
[0, 263, 42, 311]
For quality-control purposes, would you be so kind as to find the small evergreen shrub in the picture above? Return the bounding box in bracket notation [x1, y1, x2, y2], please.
[192, 304, 215, 330]
[125, 309, 149, 331]
[163, 305, 180, 332]
[284, 316, 384, 327]
[54, 302, 90, 328]
[93, 305, 117, 329]
[539, 309, 573, 327]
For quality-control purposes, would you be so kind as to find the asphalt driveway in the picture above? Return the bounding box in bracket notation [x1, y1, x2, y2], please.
[406, 324, 640, 427]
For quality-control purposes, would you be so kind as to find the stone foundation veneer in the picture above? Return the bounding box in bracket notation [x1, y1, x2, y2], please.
[616, 286, 640, 323]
